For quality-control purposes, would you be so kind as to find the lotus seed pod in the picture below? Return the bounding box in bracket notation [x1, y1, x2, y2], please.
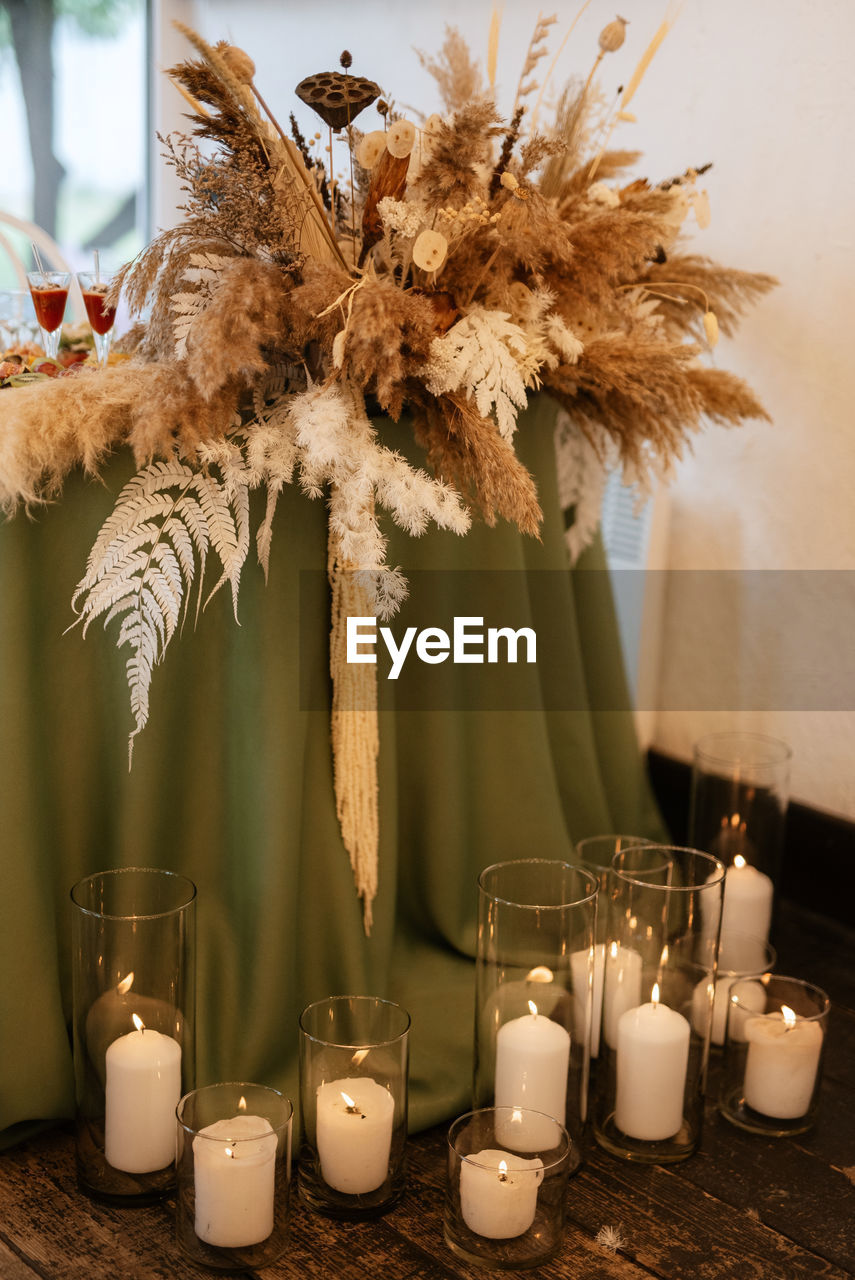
[216, 43, 256, 83]
[386, 119, 417, 159]
[356, 130, 388, 170]
[295, 71, 380, 130]
[413, 229, 448, 273]
[599, 16, 628, 53]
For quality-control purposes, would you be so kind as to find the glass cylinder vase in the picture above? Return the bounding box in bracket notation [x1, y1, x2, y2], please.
[688, 732, 791, 943]
[298, 995, 410, 1219]
[444, 1107, 572, 1270]
[473, 860, 599, 1173]
[176, 1082, 293, 1271]
[719, 975, 829, 1136]
[70, 867, 196, 1202]
[593, 846, 724, 1163]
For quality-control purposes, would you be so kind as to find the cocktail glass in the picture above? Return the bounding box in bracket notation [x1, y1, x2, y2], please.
[26, 270, 70, 360]
[77, 271, 117, 369]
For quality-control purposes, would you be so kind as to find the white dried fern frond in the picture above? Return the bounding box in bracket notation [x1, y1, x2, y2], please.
[426, 306, 529, 439]
[71, 455, 250, 763]
[171, 251, 233, 358]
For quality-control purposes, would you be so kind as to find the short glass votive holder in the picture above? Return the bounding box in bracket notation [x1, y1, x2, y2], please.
[691, 930, 777, 1048]
[719, 975, 830, 1136]
[175, 1082, 293, 1271]
[593, 846, 724, 1164]
[70, 867, 196, 1203]
[298, 995, 410, 1219]
[444, 1107, 572, 1271]
[474, 860, 598, 1173]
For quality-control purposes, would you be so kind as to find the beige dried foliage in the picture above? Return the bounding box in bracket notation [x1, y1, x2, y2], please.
[415, 25, 483, 113]
[185, 258, 292, 397]
[646, 255, 779, 340]
[342, 281, 437, 417]
[410, 100, 503, 208]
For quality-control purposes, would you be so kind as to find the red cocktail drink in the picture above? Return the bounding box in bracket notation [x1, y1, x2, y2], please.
[82, 287, 115, 336]
[26, 270, 71, 360]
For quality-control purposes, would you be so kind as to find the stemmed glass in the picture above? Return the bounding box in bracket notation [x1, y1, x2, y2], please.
[26, 269, 70, 360]
[77, 270, 117, 369]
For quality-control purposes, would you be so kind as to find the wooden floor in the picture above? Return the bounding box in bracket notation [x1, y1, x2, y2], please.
[2, 901, 853, 1280]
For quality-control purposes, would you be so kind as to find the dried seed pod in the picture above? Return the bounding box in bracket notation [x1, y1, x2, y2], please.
[412, 288, 459, 334]
[386, 119, 416, 159]
[703, 310, 719, 347]
[356, 130, 388, 170]
[599, 16, 628, 53]
[413, 229, 448, 273]
[359, 148, 411, 264]
[340, 50, 353, 69]
[295, 70, 380, 130]
[216, 42, 256, 84]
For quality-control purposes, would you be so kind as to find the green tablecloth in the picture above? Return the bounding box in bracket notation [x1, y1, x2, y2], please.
[0, 394, 663, 1144]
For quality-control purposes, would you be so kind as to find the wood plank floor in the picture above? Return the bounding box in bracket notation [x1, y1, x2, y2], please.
[1, 901, 853, 1279]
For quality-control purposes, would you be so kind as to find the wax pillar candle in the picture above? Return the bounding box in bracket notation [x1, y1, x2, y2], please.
[316, 1077, 394, 1194]
[494, 1003, 570, 1150]
[615, 994, 690, 1141]
[703, 856, 773, 944]
[691, 972, 767, 1046]
[570, 944, 604, 1057]
[743, 1009, 823, 1119]
[459, 1149, 544, 1239]
[602, 944, 643, 1050]
[193, 1114, 277, 1247]
[104, 1016, 181, 1173]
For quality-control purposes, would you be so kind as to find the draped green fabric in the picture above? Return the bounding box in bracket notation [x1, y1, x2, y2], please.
[0, 394, 664, 1145]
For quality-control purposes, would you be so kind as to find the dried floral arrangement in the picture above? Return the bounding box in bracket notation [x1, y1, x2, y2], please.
[0, 12, 775, 927]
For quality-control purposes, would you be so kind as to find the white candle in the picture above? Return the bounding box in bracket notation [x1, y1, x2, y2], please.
[104, 1015, 181, 1173]
[743, 1008, 823, 1119]
[494, 1003, 570, 1151]
[316, 1077, 394, 1194]
[615, 989, 690, 1141]
[459, 1149, 544, 1239]
[704, 856, 773, 944]
[691, 969, 768, 1046]
[193, 1114, 277, 1247]
[602, 943, 643, 1050]
[570, 944, 604, 1057]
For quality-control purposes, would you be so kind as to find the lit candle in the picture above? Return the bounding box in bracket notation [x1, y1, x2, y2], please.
[494, 1002, 570, 1150]
[193, 1111, 277, 1247]
[602, 943, 643, 1050]
[743, 1006, 823, 1119]
[459, 1149, 544, 1239]
[315, 1077, 394, 1194]
[704, 855, 773, 943]
[691, 971, 767, 1045]
[104, 1014, 181, 1173]
[615, 985, 690, 1141]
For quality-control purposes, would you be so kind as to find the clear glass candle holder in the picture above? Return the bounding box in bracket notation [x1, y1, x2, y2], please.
[70, 867, 196, 1203]
[691, 930, 777, 1048]
[474, 861, 598, 1174]
[688, 732, 791, 943]
[444, 1107, 571, 1271]
[593, 846, 724, 1163]
[176, 1082, 293, 1271]
[719, 975, 830, 1136]
[298, 995, 410, 1218]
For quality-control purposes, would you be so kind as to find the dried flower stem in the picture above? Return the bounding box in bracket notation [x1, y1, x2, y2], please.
[530, 0, 593, 131]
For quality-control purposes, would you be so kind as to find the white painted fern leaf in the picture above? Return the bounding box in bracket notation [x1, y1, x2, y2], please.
[71, 457, 249, 764]
[171, 251, 233, 358]
[426, 306, 529, 439]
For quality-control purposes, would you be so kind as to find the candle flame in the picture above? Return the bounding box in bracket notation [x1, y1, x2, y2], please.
[351, 1048, 370, 1067]
[116, 972, 134, 995]
[511, 1107, 523, 1125]
[341, 1091, 357, 1111]
[526, 966, 554, 984]
[733, 853, 746, 870]
[498, 1159, 509, 1182]
[132, 1013, 145, 1032]
[238, 1095, 247, 1112]
[782, 1005, 797, 1030]
[730, 813, 741, 829]
[651, 983, 660, 1006]
[609, 941, 618, 959]
[224, 1146, 235, 1159]
[528, 1000, 538, 1018]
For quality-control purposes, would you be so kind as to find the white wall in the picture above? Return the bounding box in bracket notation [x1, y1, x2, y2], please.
[168, 0, 855, 820]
